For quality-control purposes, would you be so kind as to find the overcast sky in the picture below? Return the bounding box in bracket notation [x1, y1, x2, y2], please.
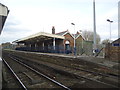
[0, 0, 119, 44]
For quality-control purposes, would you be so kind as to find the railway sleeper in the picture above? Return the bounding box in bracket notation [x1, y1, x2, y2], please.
[22, 72, 43, 85]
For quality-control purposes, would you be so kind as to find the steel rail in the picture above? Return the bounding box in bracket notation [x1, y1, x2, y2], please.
[76, 73, 119, 88]
[78, 58, 119, 74]
[71, 66, 119, 79]
[9, 55, 71, 90]
[3, 59, 27, 90]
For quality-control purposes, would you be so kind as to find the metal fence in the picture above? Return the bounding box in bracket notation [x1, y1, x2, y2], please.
[76, 41, 105, 57]
[15, 46, 70, 54]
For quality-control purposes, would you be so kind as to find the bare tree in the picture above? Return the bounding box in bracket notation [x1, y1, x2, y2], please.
[82, 30, 101, 44]
[101, 39, 111, 45]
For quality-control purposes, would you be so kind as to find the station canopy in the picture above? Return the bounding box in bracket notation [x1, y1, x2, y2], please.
[13, 32, 65, 43]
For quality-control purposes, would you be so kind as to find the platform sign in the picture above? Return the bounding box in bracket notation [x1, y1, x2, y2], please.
[112, 43, 120, 47]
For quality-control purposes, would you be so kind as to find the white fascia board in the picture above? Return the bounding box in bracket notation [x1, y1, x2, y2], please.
[75, 34, 85, 40]
[62, 31, 75, 39]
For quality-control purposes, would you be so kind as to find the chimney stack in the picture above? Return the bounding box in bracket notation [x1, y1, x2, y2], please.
[52, 26, 55, 34]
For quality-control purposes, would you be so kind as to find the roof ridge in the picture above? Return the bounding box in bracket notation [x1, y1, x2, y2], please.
[55, 30, 68, 34]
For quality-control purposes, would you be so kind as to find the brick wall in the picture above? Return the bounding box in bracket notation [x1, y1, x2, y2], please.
[105, 41, 120, 62]
[64, 33, 74, 47]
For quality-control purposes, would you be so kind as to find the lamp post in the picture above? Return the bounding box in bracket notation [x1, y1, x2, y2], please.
[107, 19, 113, 43]
[79, 30, 83, 54]
[71, 23, 76, 56]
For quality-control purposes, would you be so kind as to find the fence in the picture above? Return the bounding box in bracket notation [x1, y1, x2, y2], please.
[76, 41, 93, 56]
[15, 45, 70, 54]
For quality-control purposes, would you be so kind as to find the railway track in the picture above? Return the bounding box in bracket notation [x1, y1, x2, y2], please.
[11, 54, 119, 88]
[2, 50, 119, 88]
[3, 57, 70, 89]
[9, 50, 119, 76]
[3, 59, 27, 89]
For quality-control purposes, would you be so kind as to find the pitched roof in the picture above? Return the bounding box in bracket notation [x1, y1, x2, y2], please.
[56, 30, 75, 39]
[112, 38, 120, 44]
[55, 30, 68, 36]
[72, 33, 85, 40]
[56, 30, 85, 40]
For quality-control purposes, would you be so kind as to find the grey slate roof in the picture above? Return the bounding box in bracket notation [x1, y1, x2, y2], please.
[55, 30, 68, 36]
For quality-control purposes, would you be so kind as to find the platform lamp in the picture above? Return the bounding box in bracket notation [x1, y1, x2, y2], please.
[71, 23, 76, 57]
[79, 30, 83, 54]
[107, 19, 113, 43]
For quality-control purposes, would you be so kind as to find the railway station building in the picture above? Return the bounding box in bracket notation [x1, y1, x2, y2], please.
[13, 26, 92, 54]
